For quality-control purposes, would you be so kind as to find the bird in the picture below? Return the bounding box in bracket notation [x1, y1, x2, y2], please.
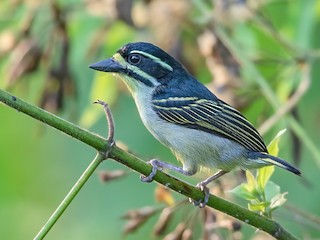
[89, 42, 301, 207]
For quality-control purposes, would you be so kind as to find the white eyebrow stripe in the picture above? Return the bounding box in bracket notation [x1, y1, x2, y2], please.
[113, 53, 159, 87]
[130, 50, 173, 71]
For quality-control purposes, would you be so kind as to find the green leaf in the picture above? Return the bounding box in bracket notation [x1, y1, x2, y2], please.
[248, 201, 269, 212]
[317, 0, 320, 17]
[229, 184, 257, 201]
[267, 128, 286, 156]
[265, 181, 281, 201]
[270, 192, 288, 210]
[257, 166, 274, 191]
[256, 130, 286, 193]
[245, 170, 257, 192]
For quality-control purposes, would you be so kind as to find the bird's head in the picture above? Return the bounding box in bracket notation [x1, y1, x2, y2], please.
[89, 42, 184, 94]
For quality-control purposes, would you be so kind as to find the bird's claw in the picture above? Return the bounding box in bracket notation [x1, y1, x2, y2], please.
[140, 172, 155, 182]
[140, 159, 160, 182]
[189, 182, 210, 208]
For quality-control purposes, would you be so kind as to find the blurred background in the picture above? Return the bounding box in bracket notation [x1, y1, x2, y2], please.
[0, 0, 320, 239]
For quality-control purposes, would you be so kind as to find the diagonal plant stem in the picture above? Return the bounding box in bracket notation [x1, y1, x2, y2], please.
[258, 64, 310, 135]
[0, 89, 297, 240]
[34, 153, 105, 240]
[33, 99, 117, 239]
[215, 26, 320, 166]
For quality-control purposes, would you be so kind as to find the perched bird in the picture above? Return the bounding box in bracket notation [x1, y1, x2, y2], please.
[90, 42, 301, 207]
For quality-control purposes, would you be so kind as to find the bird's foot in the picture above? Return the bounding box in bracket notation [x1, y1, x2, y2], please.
[140, 159, 162, 182]
[189, 182, 210, 208]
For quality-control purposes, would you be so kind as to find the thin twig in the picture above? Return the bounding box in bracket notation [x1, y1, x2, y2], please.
[93, 100, 115, 144]
[215, 26, 320, 166]
[34, 101, 117, 239]
[258, 63, 310, 135]
[252, 12, 303, 58]
[284, 204, 320, 228]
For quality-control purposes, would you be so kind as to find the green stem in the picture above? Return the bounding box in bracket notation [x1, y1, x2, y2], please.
[34, 153, 104, 240]
[215, 26, 320, 167]
[287, 117, 320, 167]
[215, 26, 279, 109]
[0, 89, 297, 240]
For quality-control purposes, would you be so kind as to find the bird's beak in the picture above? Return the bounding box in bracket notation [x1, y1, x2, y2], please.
[89, 57, 125, 73]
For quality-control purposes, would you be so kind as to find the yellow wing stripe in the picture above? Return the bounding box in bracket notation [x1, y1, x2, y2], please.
[170, 110, 194, 124]
[152, 97, 266, 151]
[219, 113, 265, 150]
[190, 105, 218, 119]
[195, 120, 250, 146]
[192, 103, 220, 114]
[211, 116, 258, 150]
[158, 111, 177, 123]
[153, 97, 198, 103]
[214, 115, 263, 150]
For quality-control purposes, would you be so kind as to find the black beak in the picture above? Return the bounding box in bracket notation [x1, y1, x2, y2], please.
[89, 58, 125, 73]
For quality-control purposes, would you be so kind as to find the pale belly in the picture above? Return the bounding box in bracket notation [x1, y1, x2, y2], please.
[153, 121, 247, 171]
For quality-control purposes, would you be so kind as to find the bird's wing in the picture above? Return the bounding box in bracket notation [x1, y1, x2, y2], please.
[152, 97, 267, 152]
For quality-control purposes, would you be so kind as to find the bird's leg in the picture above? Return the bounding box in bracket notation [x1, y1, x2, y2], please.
[189, 170, 228, 208]
[140, 159, 195, 182]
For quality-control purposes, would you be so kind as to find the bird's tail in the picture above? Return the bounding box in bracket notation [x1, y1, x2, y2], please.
[249, 152, 301, 176]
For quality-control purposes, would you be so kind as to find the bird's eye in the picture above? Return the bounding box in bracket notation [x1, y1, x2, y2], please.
[128, 54, 141, 65]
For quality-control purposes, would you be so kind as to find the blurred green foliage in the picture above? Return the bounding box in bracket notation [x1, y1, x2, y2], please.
[1, 0, 320, 239]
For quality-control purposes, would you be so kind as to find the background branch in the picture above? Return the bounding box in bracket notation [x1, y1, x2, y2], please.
[215, 26, 320, 165]
[258, 64, 310, 135]
[0, 89, 298, 239]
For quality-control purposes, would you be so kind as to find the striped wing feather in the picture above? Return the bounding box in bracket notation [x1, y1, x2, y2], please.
[152, 97, 267, 152]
